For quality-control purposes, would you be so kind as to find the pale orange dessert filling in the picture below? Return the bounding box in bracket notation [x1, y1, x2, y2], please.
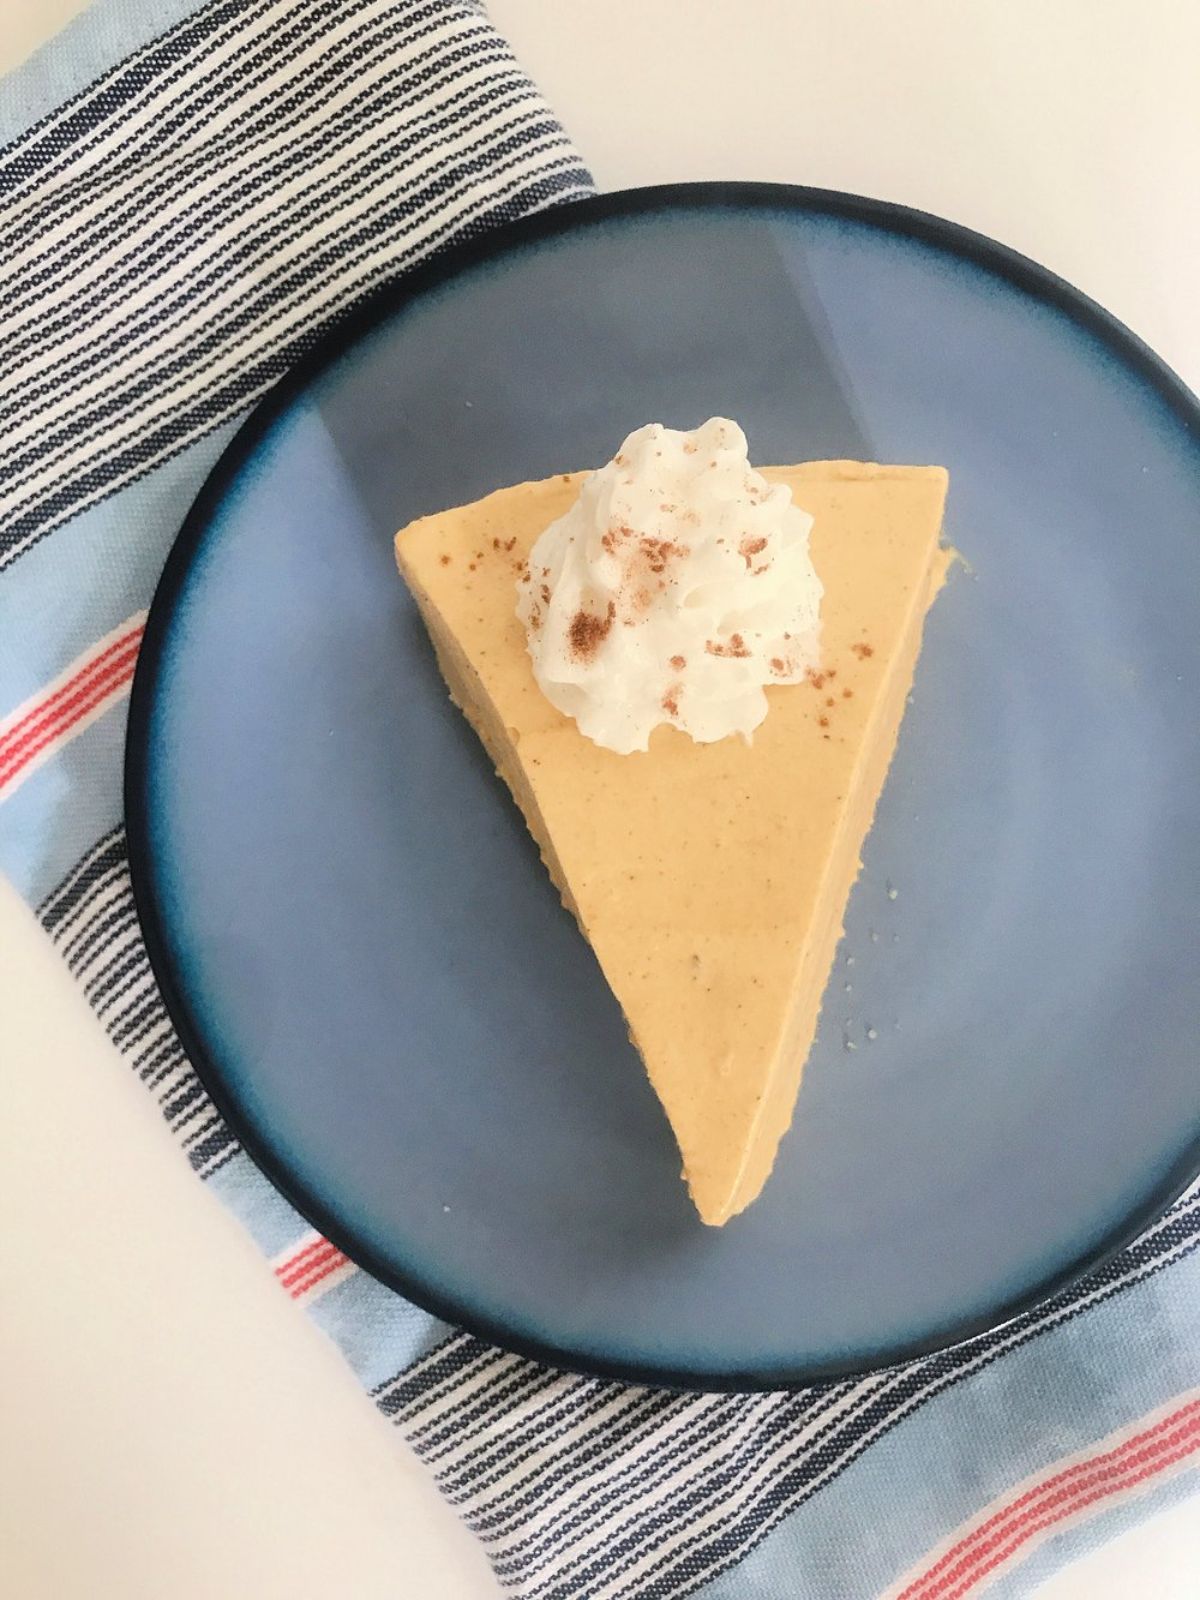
[397, 463, 950, 1224]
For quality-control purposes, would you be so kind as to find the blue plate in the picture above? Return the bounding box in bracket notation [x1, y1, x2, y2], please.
[127, 185, 1200, 1389]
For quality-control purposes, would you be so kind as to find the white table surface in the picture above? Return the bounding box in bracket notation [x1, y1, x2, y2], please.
[2, 3, 1198, 1596]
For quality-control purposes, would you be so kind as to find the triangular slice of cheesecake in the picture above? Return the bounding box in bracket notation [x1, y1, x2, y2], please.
[396, 458, 950, 1224]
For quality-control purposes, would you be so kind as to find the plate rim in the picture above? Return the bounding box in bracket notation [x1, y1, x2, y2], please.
[125, 180, 1200, 1392]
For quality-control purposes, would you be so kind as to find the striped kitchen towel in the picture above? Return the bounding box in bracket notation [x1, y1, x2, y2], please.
[2, 4, 1198, 1598]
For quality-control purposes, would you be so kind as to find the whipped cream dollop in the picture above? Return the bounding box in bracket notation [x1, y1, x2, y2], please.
[515, 418, 823, 754]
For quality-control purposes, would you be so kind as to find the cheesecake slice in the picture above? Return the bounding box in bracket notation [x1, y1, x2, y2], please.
[396, 461, 950, 1224]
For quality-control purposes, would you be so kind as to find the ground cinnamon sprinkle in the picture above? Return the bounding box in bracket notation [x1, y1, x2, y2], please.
[819, 715, 830, 728]
[568, 601, 615, 661]
[705, 633, 750, 659]
[540, 584, 551, 605]
[638, 535, 683, 576]
[662, 688, 680, 716]
[769, 657, 786, 674]
[739, 535, 767, 568]
[670, 654, 686, 670]
[843, 687, 854, 699]
[826, 697, 835, 707]
[807, 670, 827, 690]
[504, 537, 517, 552]
[439, 553, 451, 566]
[851, 642, 874, 659]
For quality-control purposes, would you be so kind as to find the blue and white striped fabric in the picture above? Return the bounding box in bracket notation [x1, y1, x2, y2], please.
[2, 5, 1198, 1597]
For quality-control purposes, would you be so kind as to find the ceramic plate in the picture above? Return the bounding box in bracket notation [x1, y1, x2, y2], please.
[127, 185, 1200, 1389]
